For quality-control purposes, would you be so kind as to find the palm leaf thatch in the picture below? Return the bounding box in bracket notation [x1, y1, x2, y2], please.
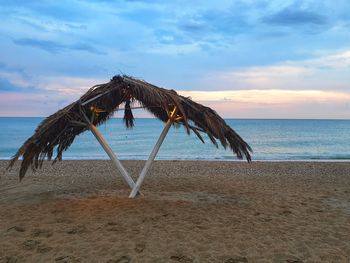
[8, 75, 252, 180]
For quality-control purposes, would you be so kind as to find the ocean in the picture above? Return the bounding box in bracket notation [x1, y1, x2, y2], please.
[0, 117, 349, 161]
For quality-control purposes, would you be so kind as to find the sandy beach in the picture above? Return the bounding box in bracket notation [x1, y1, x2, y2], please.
[0, 160, 349, 262]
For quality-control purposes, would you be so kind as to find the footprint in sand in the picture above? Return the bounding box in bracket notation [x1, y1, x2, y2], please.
[6, 226, 25, 236]
[22, 240, 40, 250]
[0, 256, 18, 263]
[106, 256, 131, 263]
[36, 244, 52, 253]
[170, 255, 193, 263]
[22, 239, 52, 253]
[31, 228, 53, 238]
[134, 243, 145, 253]
[225, 257, 248, 263]
[66, 225, 86, 234]
[55, 255, 81, 263]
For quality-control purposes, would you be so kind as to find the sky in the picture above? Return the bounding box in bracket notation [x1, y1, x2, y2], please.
[0, 0, 349, 118]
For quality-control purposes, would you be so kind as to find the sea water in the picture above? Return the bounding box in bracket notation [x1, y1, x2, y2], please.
[0, 117, 349, 161]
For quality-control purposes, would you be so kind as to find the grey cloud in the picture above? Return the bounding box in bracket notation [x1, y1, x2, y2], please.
[262, 8, 327, 26]
[13, 38, 105, 55]
[13, 38, 65, 53]
[0, 78, 22, 92]
[70, 43, 105, 55]
[0, 62, 31, 79]
[16, 16, 87, 33]
[164, 1, 260, 48]
[179, 20, 207, 33]
[0, 78, 38, 93]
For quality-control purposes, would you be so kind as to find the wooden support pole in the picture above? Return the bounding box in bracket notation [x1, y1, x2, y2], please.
[88, 124, 135, 187]
[129, 107, 177, 198]
[81, 110, 141, 195]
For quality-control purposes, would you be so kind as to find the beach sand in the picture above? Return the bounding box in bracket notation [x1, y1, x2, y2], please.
[0, 160, 349, 262]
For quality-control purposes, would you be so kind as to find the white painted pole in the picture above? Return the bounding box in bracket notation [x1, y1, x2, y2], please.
[88, 124, 140, 191]
[80, 110, 141, 195]
[129, 108, 177, 198]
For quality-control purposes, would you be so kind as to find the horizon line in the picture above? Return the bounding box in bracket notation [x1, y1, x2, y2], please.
[0, 116, 349, 121]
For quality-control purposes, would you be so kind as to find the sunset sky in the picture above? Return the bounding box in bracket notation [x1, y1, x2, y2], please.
[0, 0, 349, 118]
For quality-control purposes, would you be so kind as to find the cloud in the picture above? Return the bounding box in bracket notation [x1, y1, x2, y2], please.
[1, 1, 350, 118]
[0, 92, 72, 117]
[2, 87, 348, 118]
[0, 78, 26, 92]
[0, 71, 33, 89]
[2, 1, 91, 22]
[0, 66, 104, 98]
[37, 75, 105, 95]
[202, 49, 350, 91]
[13, 38, 105, 55]
[0, 62, 30, 80]
[179, 89, 350, 105]
[15, 15, 87, 33]
[0, 74, 105, 117]
[178, 89, 350, 119]
[159, 4, 253, 47]
[13, 38, 65, 53]
[0, 78, 65, 116]
[262, 7, 327, 26]
[69, 43, 105, 55]
[143, 43, 201, 55]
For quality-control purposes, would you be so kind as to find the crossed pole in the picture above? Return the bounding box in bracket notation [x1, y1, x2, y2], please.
[80, 104, 178, 198]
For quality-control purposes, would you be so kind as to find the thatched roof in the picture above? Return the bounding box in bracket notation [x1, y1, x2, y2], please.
[8, 75, 252, 180]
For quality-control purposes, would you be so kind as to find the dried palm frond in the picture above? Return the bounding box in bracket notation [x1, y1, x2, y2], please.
[8, 75, 252, 180]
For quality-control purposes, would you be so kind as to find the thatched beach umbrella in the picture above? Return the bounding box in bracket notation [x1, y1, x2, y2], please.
[8, 75, 252, 197]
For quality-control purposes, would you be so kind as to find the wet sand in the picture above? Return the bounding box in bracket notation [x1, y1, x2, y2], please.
[0, 160, 349, 262]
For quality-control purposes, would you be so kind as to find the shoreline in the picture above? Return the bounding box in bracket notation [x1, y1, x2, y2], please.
[1, 160, 350, 262]
[1, 158, 350, 163]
